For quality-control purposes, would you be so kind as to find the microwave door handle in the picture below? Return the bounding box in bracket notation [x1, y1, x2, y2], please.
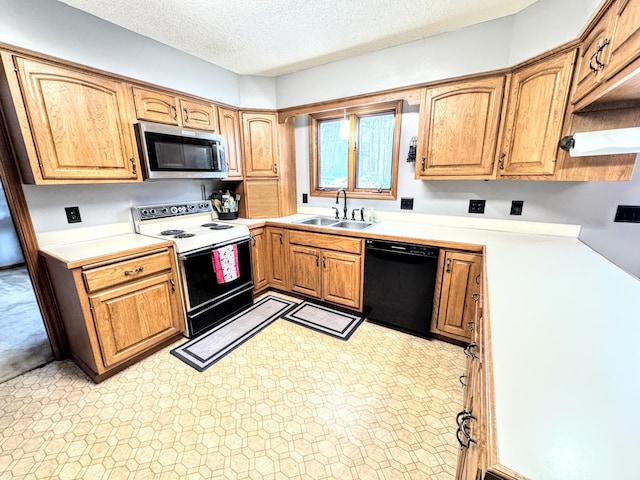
[211, 144, 219, 170]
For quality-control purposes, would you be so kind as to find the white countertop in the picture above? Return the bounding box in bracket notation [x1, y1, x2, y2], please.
[39, 233, 171, 267]
[280, 211, 640, 480]
[37, 212, 640, 479]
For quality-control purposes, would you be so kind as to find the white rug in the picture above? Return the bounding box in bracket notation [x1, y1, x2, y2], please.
[0, 266, 53, 383]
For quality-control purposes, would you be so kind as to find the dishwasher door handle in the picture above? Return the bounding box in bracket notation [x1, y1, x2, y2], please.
[366, 246, 434, 259]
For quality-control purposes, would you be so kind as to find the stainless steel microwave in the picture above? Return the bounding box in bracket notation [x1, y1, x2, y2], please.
[135, 122, 228, 180]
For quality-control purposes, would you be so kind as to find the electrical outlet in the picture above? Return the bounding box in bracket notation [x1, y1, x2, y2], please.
[400, 197, 414, 210]
[302, 193, 308, 204]
[614, 205, 640, 223]
[510, 200, 524, 216]
[468, 199, 485, 214]
[65, 206, 82, 223]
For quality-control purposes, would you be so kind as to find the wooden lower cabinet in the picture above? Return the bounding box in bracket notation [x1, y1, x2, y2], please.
[288, 231, 363, 311]
[42, 244, 184, 382]
[250, 227, 269, 293]
[266, 227, 287, 289]
[431, 250, 483, 344]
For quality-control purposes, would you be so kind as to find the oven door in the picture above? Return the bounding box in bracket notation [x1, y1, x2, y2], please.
[179, 237, 253, 337]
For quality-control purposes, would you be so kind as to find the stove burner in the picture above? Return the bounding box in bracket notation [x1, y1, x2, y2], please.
[160, 229, 185, 236]
[202, 223, 234, 230]
[174, 233, 196, 238]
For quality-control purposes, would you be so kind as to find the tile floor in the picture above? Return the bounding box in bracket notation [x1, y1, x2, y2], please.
[0, 297, 466, 479]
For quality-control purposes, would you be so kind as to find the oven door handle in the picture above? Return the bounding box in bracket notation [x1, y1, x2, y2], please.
[178, 236, 250, 260]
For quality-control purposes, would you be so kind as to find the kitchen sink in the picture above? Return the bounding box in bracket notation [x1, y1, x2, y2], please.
[331, 220, 373, 230]
[295, 216, 339, 226]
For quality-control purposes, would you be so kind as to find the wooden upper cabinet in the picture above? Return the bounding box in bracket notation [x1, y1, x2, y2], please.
[5, 55, 140, 183]
[217, 107, 243, 180]
[241, 112, 279, 177]
[571, 8, 613, 105]
[132, 86, 217, 131]
[415, 76, 504, 179]
[498, 50, 575, 177]
[604, 0, 640, 80]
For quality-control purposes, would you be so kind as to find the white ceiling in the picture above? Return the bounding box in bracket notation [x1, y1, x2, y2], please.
[57, 0, 538, 77]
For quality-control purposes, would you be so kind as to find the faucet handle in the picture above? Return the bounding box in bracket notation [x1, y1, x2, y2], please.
[331, 207, 340, 219]
[351, 209, 357, 221]
[360, 207, 365, 222]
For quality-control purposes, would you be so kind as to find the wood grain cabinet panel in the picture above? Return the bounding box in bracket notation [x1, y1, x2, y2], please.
[132, 86, 217, 131]
[242, 112, 279, 177]
[241, 178, 281, 218]
[431, 250, 482, 344]
[415, 76, 504, 179]
[5, 55, 140, 183]
[250, 227, 269, 293]
[321, 250, 362, 310]
[604, 0, 640, 81]
[267, 227, 287, 289]
[498, 50, 575, 176]
[217, 107, 243, 180]
[289, 245, 322, 298]
[90, 272, 182, 368]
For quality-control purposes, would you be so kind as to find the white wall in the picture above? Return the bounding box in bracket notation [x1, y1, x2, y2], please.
[286, 0, 640, 277]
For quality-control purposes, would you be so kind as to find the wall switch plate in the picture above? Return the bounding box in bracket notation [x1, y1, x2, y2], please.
[510, 200, 524, 215]
[468, 199, 485, 214]
[65, 206, 82, 223]
[302, 193, 308, 204]
[400, 197, 414, 210]
[614, 205, 640, 223]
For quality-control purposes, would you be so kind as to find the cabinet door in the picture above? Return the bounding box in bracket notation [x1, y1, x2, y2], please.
[14, 57, 140, 182]
[242, 112, 279, 177]
[132, 86, 178, 125]
[604, 0, 640, 80]
[267, 227, 287, 289]
[179, 98, 217, 131]
[416, 76, 504, 178]
[498, 50, 575, 176]
[90, 272, 183, 368]
[250, 228, 269, 293]
[243, 178, 281, 218]
[321, 250, 362, 310]
[432, 251, 482, 343]
[289, 245, 322, 299]
[218, 107, 243, 179]
[572, 11, 612, 105]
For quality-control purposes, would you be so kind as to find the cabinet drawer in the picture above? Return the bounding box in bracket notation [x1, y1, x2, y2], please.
[288, 230, 362, 254]
[83, 250, 172, 292]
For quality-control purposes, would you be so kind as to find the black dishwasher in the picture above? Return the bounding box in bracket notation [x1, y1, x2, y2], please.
[363, 239, 439, 336]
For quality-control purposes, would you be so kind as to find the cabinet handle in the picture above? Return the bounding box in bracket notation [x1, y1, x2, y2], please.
[589, 52, 599, 73]
[594, 39, 610, 69]
[252, 237, 256, 247]
[475, 274, 481, 285]
[172, 106, 178, 120]
[421, 157, 426, 171]
[322, 257, 326, 269]
[169, 279, 175, 292]
[183, 108, 189, 122]
[315, 255, 319, 267]
[471, 293, 479, 302]
[124, 266, 144, 276]
[463, 343, 478, 359]
[129, 158, 137, 175]
[467, 320, 475, 332]
[273, 163, 278, 174]
[279, 234, 283, 245]
[456, 409, 474, 427]
[498, 152, 505, 170]
[446, 258, 451, 273]
[459, 375, 467, 387]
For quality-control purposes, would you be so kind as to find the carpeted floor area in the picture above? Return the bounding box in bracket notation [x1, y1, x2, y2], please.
[0, 266, 54, 383]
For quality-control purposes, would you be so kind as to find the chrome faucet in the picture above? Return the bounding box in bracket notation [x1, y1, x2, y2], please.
[336, 189, 348, 220]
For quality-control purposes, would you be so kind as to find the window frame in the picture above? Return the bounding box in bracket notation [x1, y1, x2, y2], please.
[308, 101, 402, 200]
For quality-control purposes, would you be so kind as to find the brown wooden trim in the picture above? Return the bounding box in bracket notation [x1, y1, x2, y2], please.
[0, 105, 67, 360]
[576, 0, 616, 42]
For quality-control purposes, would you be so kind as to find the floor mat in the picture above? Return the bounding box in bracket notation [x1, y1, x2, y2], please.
[283, 301, 365, 340]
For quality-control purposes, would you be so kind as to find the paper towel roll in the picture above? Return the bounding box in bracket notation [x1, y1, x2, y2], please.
[569, 127, 640, 157]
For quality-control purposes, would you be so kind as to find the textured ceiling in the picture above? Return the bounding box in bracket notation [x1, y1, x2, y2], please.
[57, 0, 538, 76]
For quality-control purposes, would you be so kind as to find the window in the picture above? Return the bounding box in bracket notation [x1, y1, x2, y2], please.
[309, 102, 401, 199]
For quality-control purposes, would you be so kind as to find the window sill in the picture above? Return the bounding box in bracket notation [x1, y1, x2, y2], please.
[311, 189, 396, 201]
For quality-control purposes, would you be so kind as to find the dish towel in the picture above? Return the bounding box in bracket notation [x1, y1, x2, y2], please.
[212, 244, 240, 284]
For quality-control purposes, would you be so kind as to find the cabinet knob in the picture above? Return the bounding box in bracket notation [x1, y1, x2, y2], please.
[315, 255, 319, 267]
[183, 107, 189, 122]
[273, 163, 278, 174]
[124, 266, 144, 276]
[279, 234, 283, 245]
[421, 157, 426, 171]
[129, 158, 137, 175]
[446, 258, 451, 273]
[171, 105, 177, 121]
[498, 153, 506, 170]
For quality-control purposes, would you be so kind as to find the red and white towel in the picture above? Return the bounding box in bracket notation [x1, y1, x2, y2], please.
[212, 244, 240, 284]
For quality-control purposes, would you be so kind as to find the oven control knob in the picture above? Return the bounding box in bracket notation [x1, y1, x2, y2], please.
[149, 208, 156, 215]
[188, 204, 195, 210]
[199, 203, 207, 209]
[170, 206, 178, 214]
[161, 207, 168, 214]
